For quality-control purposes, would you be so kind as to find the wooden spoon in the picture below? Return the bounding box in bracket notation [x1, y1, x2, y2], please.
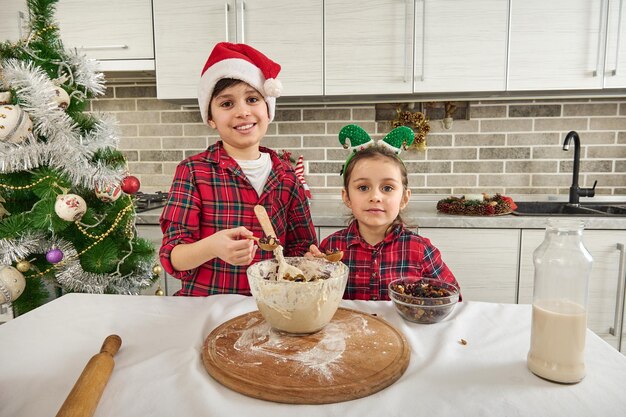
[322, 249, 344, 262]
[253, 205, 306, 280]
[245, 235, 279, 251]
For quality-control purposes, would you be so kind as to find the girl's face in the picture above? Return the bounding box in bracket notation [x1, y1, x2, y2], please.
[342, 156, 410, 234]
[208, 82, 269, 159]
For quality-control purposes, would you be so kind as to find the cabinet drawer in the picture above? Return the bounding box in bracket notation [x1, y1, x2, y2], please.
[420, 228, 520, 303]
[56, 0, 154, 63]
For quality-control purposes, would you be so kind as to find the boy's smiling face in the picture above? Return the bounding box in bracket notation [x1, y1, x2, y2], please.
[208, 82, 270, 160]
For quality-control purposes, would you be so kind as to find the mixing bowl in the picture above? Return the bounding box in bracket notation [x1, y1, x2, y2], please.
[388, 278, 459, 324]
[247, 257, 348, 334]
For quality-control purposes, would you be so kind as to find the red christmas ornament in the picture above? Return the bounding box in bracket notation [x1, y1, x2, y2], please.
[121, 175, 141, 195]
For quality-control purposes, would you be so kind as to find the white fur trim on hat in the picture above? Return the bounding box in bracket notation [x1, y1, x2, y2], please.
[198, 58, 277, 125]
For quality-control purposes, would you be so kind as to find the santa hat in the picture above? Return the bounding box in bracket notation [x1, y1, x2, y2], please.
[198, 42, 283, 125]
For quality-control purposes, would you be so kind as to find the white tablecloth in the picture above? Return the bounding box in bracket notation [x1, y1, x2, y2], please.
[1, 294, 625, 417]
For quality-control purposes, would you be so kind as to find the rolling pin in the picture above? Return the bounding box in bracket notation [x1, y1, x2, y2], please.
[56, 334, 122, 417]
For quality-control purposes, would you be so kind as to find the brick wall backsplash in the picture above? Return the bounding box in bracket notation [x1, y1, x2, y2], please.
[94, 80, 626, 197]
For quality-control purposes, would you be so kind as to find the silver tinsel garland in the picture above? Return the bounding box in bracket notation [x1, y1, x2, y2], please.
[0, 231, 154, 294]
[66, 49, 106, 97]
[0, 45, 154, 295]
[0, 59, 124, 189]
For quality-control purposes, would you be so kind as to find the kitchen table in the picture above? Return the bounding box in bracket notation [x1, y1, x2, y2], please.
[1, 294, 625, 417]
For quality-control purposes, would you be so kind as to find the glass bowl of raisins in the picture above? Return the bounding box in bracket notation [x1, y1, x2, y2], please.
[388, 278, 459, 324]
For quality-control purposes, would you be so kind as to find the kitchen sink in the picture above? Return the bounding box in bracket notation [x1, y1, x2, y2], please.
[512, 202, 626, 216]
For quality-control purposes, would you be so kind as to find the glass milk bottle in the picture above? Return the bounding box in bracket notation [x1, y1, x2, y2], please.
[527, 219, 592, 383]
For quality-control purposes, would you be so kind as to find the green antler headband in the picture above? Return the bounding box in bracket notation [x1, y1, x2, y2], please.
[338, 124, 415, 175]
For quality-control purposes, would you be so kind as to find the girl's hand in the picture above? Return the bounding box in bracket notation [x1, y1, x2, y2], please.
[304, 244, 325, 259]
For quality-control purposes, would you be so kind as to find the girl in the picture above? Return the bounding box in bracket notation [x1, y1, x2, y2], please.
[309, 124, 459, 301]
[160, 43, 317, 296]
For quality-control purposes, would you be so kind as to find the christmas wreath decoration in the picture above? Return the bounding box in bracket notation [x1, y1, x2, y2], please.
[437, 194, 517, 216]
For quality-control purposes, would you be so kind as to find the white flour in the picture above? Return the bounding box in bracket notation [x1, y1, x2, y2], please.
[230, 314, 373, 381]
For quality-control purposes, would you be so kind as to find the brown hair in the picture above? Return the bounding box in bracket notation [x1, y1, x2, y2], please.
[206, 78, 246, 120]
[342, 145, 410, 228]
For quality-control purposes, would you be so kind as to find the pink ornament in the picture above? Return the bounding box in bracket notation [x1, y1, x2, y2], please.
[46, 248, 64, 264]
[121, 176, 141, 195]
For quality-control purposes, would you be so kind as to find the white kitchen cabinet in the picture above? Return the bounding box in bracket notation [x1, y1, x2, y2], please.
[604, 0, 626, 87]
[0, 0, 153, 71]
[154, 0, 323, 100]
[413, 0, 508, 93]
[153, 1, 225, 100]
[56, 0, 154, 70]
[136, 225, 181, 296]
[508, 0, 605, 91]
[518, 229, 626, 351]
[318, 227, 341, 243]
[325, 0, 415, 95]
[0, 1, 28, 44]
[419, 228, 520, 303]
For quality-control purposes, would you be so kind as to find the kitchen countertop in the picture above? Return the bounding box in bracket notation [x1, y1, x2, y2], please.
[1, 293, 625, 417]
[136, 196, 626, 230]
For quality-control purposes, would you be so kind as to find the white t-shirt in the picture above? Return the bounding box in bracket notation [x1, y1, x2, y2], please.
[235, 152, 272, 197]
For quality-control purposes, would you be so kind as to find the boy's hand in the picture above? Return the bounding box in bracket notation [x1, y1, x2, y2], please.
[211, 227, 257, 266]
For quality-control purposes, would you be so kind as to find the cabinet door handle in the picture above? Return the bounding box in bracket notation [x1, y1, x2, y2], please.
[80, 45, 128, 50]
[609, 243, 626, 352]
[594, 0, 607, 77]
[403, 0, 412, 83]
[18, 11, 26, 39]
[239, 1, 246, 44]
[415, 0, 426, 82]
[611, 0, 624, 76]
[224, 3, 230, 41]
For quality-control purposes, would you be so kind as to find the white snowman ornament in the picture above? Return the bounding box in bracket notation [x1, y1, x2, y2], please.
[0, 265, 26, 304]
[0, 105, 33, 144]
[55, 194, 87, 221]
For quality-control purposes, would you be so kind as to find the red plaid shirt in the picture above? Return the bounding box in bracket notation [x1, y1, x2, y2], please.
[320, 221, 459, 301]
[159, 141, 317, 296]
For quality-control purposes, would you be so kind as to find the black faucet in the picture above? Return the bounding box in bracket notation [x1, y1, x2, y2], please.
[562, 131, 597, 205]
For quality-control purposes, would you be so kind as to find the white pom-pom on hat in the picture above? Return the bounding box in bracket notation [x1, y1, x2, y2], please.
[198, 42, 282, 125]
[264, 78, 283, 97]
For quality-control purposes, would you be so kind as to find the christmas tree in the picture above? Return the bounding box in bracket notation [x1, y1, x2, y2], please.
[0, 0, 157, 315]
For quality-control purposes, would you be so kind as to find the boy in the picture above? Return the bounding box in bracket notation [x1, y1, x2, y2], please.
[160, 43, 317, 296]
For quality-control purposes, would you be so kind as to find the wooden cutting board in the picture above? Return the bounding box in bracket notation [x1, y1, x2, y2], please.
[202, 308, 410, 404]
